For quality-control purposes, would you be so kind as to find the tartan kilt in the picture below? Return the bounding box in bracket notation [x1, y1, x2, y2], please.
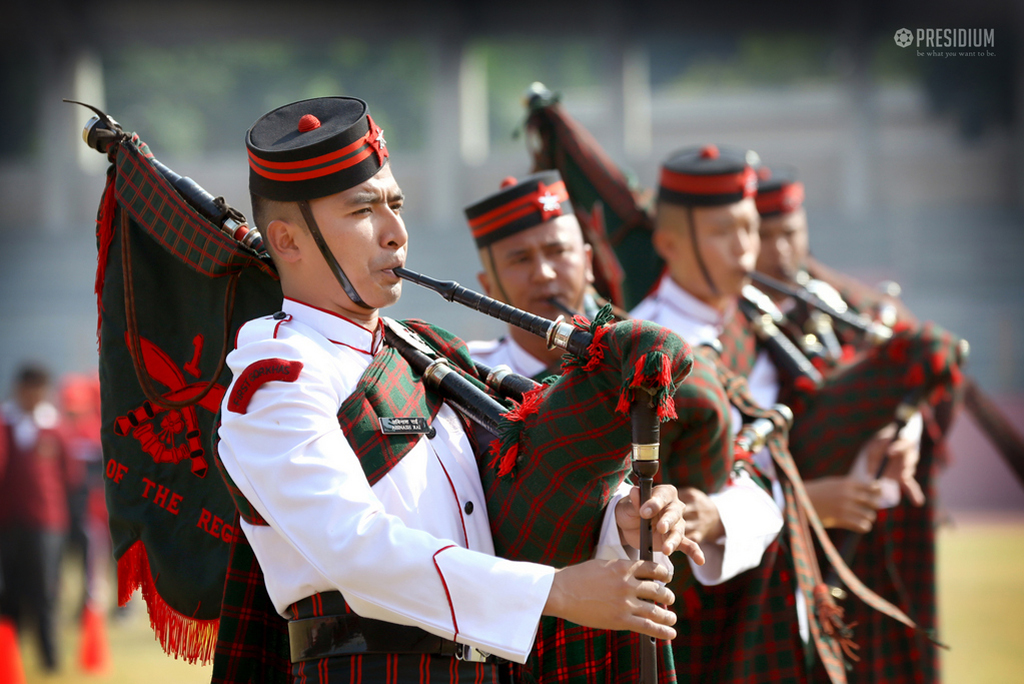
[813, 431, 940, 684]
[673, 538, 807, 684]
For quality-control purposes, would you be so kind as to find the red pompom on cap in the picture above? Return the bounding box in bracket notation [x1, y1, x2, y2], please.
[500, 176, 518, 188]
[298, 114, 321, 133]
[699, 144, 720, 160]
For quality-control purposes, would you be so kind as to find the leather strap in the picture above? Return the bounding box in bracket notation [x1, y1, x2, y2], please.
[288, 613, 489, 663]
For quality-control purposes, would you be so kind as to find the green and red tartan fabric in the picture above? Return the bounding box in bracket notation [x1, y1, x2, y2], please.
[485, 312, 694, 684]
[485, 312, 693, 567]
[96, 133, 281, 665]
[790, 262, 950, 684]
[717, 309, 966, 480]
[525, 94, 661, 309]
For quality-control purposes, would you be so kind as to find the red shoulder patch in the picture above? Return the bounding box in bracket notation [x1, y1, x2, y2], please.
[227, 358, 304, 414]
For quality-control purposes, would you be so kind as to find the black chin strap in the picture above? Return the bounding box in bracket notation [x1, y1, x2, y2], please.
[297, 200, 372, 309]
[686, 205, 719, 297]
[484, 245, 515, 305]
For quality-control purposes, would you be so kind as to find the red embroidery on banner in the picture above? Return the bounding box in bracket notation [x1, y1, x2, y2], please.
[227, 358, 304, 414]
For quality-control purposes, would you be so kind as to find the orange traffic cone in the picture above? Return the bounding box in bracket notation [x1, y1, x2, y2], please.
[0, 616, 26, 684]
[78, 604, 111, 675]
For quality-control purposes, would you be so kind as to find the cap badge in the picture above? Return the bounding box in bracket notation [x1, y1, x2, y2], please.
[536, 185, 563, 219]
[367, 115, 388, 166]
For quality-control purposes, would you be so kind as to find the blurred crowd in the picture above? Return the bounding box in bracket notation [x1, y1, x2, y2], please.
[0, 362, 110, 673]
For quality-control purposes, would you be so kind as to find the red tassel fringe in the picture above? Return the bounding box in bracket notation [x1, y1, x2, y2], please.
[502, 385, 547, 424]
[117, 540, 219, 665]
[813, 583, 860, 662]
[490, 441, 519, 478]
[94, 175, 118, 348]
[581, 324, 609, 372]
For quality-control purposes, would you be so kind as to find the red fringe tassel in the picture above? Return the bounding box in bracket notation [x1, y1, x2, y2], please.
[94, 175, 118, 348]
[117, 540, 219, 665]
[502, 384, 547, 424]
[813, 583, 860, 662]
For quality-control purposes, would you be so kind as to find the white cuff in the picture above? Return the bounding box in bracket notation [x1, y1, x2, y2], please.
[689, 471, 782, 586]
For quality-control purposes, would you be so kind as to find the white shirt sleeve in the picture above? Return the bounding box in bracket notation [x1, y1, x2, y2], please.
[218, 333, 553, 663]
[688, 469, 782, 586]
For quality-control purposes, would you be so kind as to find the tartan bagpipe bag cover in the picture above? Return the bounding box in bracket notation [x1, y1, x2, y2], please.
[94, 133, 281, 663]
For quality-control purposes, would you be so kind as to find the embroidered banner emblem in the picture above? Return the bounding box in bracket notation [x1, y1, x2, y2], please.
[227, 358, 304, 414]
[378, 416, 432, 435]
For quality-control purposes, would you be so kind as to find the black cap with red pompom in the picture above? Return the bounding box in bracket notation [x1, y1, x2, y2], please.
[246, 96, 388, 202]
[658, 144, 758, 207]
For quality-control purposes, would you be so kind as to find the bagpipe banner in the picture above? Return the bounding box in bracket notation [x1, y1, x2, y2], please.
[93, 130, 281, 663]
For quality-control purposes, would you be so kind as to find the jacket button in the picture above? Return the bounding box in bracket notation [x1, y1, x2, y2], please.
[464, 501, 474, 515]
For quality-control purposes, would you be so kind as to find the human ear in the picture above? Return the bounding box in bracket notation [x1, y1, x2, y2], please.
[582, 243, 595, 285]
[652, 226, 675, 262]
[477, 270, 493, 297]
[266, 219, 303, 264]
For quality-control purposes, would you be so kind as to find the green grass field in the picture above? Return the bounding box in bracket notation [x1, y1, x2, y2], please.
[14, 516, 1024, 683]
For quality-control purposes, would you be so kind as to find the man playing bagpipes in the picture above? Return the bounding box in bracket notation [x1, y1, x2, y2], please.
[462, 171, 783, 682]
[79, 93, 708, 684]
[521, 86, 965, 684]
[212, 96, 722, 684]
[750, 167, 966, 684]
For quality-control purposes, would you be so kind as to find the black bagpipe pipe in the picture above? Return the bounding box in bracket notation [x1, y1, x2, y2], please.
[395, 267, 662, 684]
[380, 318, 542, 436]
[738, 284, 824, 387]
[66, 100, 266, 256]
[749, 270, 893, 346]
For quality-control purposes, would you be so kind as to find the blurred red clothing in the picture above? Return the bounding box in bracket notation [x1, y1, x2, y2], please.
[0, 403, 70, 531]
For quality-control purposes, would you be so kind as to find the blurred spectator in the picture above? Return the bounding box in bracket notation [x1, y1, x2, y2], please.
[0, 363, 70, 672]
[59, 373, 109, 616]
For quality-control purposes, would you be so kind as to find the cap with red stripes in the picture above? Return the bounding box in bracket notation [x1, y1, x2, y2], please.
[464, 171, 571, 248]
[658, 144, 758, 207]
[755, 166, 805, 217]
[247, 96, 389, 202]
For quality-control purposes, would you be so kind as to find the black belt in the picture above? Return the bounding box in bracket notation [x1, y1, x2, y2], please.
[288, 613, 491, 663]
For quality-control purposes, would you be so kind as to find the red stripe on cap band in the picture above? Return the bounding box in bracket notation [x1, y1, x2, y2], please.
[471, 204, 542, 239]
[468, 181, 568, 238]
[756, 182, 805, 215]
[660, 166, 757, 199]
[249, 133, 368, 171]
[249, 145, 375, 182]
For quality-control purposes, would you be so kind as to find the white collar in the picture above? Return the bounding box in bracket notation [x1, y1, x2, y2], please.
[503, 335, 550, 379]
[282, 298, 383, 355]
[656, 274, 735, 332]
